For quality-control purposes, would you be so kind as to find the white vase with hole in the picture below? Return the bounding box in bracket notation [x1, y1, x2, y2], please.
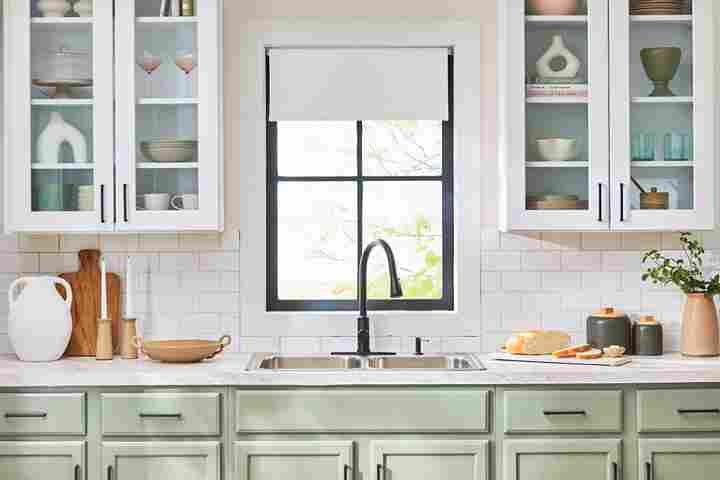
[37, 0, 72, 17]
[536, 34, 581, 79]
[36, 112, 88, 164]
[73, 0, 93, 17]
[8, 277, 73, 362]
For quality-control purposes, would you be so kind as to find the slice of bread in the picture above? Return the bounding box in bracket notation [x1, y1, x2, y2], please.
[576, 348, 603, 360]
[552, 344, 592, 358]
[504, 331, 570, 355]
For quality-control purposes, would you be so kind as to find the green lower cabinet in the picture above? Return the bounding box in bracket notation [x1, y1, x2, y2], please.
[640, 439, 720, 480]
[234, 441, 353, 480]
[0, 441, 85, 480]
[102, 441, 220, 480]
[503, 439, 621, 480]
[370, 440, 489, 480]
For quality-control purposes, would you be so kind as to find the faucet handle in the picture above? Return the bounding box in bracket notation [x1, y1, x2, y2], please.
[414, 337, 431, 356]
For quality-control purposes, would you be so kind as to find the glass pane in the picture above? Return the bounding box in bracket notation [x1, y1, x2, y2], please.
[277, 183, 357, 300]
[630, 22, 692, 98]
[135, 0, 195, 17]
[136, 104, 198, 211]
[32, 0, 93, 17]
[363, 121, 442, 176]
[32, 24, 93, 99]
[277, 122, 357, 177]
[364, 181, 443, 300]
[136, 24, 197, 99]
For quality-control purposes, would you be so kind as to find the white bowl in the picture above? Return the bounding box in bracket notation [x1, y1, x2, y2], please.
[536, 138, 578, 162]
[141, 141, 197, 163]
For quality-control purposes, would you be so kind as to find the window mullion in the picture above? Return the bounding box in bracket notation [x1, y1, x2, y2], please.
[356, 120, 364, 305]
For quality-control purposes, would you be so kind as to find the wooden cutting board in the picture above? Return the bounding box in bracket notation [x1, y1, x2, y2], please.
[57, 249, 121, 357]
[490, 352, 632, 367]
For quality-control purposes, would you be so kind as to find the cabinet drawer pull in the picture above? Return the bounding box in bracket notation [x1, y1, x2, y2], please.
[100, 184, 106, 223]
[613, 461, 618, 480]
[75, 464, 81, 480]
[344, 464, 350, 480]
[139, 413, 183, 419]
[598, 183, 603, 222]
[4, 412, 47, 419]
[377, 464, 383, 480]
[107, 465, 113, 480]
[646, 461, 652, 480]
[542, 410, 587, 416]
[677, 409, 720, 415]
[123, 184, 129, 223]
[619, 183, 625, 222]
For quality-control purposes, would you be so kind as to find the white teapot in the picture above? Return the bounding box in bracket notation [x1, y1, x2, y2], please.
[8, 277, 73, 362]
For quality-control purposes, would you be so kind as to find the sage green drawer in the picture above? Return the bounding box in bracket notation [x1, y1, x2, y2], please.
[0, 393, 85, 435]
[235, 389, 489, 433]
[504, 390, 623, 433]
[101, 392, 221, 436]
[638, 389, 720, 432]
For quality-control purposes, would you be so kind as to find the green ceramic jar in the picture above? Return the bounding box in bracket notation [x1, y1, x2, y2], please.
[587, 307, 632, 353]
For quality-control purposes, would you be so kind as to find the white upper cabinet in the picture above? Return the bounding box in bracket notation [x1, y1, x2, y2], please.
[3, 0, 223, 233]
[499, 0, 715, 232]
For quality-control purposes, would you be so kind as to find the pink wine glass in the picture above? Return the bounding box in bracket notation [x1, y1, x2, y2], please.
[137, 51, 162, 98]
[174, 51, 197, 98]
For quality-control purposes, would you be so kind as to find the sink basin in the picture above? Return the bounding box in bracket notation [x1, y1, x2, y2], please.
[247, 354, 484, 371]
[367, 355, 482, 370]
[255, 355, 363, 370]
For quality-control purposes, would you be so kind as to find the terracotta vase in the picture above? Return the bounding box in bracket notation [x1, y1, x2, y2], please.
[528, 0, 579, 15]
[681, 293, 720, 357]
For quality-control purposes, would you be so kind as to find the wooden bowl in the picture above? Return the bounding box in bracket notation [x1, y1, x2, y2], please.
[133, 336, 231, 363]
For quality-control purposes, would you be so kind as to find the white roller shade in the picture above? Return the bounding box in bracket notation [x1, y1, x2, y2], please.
[268, 48, 449, 121]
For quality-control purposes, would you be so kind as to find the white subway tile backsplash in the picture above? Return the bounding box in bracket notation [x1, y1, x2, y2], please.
[481, 252, 522, 271]
[562, 292, 600, 311]
[196, 293, 239, 314]
[158, 253, 197, 273]
[0, 254, 39, 273]
[581, 272, 622, 292]
[39, 253, 78, 274]
[501, 272, 541, 291]
[522, 252, 562, 271]
[582, 233, 621, 251]
[542, 233, 581, 251]
[60, 235, 99, 252]
[19, 235, 59, 253]
[621, 233, 661, 251]
[562, 252, 603, 272]
[602, 252, 643, 272]
[542, 272, 582, 291]
[238, 337, 279, 353]
[0, 235, 18, 253]
[139, 234, 180, 252]
[100, 235, 139, 252]
[181, 271, 221, 292]
[280, 337, 321, 354]
[198, 252, 240, 272]
[481, 272, 501, 292]
[500, 232, 542, 251]
[179, 233, 221, 251]
[480, 230, 500, 251]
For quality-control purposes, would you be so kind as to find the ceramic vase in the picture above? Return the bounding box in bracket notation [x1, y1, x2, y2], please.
[681, 293, 720, 357]
[641, 47, 682, 97]
[73, 0, 93, 17]
[36, 112, 88, 164]
[8, 277, 73, 362]
[536, 35, 581, 79]
[528, 0, 579, 15]
[37, 0, 71, 17]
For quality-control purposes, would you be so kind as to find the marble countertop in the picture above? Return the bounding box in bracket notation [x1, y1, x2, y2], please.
[1, 353, 719, 388]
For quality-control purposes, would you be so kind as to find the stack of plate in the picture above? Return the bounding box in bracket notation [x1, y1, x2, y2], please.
[140, 139, 198, 163]
[630, 0, 689, 15]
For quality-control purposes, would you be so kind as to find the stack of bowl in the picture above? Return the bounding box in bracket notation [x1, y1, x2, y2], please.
[630, 0, 689, 15]
[140, 139, 198, 163]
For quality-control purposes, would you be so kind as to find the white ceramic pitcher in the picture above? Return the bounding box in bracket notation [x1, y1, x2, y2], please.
[8, 277, 73, 362]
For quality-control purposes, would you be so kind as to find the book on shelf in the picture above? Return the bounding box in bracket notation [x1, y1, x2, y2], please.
[526, 83, 588, 98]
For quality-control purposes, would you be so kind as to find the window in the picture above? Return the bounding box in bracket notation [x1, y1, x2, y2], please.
[266, 51, 453, 312]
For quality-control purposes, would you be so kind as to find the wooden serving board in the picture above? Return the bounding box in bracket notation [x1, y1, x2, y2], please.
[57, 250, 121, 357]
[490, 352, 632, 367]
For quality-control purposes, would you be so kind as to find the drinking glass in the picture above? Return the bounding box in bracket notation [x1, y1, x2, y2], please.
[174, 51, 197, 98]
[136, 51, 162, 98]
[632, 132, 655, 161]
[664, 132, 691, 161]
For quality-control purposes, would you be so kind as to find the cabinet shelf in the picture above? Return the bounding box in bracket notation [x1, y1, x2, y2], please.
[31, 17, 93, 24]
[632, 161, 693, 168]
[527, 97, 589, 104]
[136, 162, 198, 169]
[31, 99, 94, 106]
[525, 15, 588, 24]
[526, 161, 589, 168]
[138, 98, 199, 105]
[31, 163, 95, 170]
[630, 15, 692, 25]
[632, 96, 693, 104]
[136, 16, 198, 24]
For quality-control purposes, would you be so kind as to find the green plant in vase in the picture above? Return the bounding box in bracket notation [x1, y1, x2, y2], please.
[642, 232, 720, 357]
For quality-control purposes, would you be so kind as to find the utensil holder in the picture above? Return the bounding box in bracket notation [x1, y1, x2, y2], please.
[96, 318, 113, 361]
[120, 318, 138, 359]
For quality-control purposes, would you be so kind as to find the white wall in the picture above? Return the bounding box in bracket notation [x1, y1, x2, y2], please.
[0, 1, 711, 355]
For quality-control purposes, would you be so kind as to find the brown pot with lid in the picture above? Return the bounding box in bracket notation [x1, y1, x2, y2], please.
[587, 307, 633, 353]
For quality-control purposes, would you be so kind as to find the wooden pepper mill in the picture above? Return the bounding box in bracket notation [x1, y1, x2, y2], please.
[96, 319, 113, 361]
[120, 318, 138, 359]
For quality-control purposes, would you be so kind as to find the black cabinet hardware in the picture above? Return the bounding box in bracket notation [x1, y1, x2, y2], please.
[613, 461, 618, 480]
[620, 183, 625, 222]
[100, 184, 106, 223]
[4, 412, 47, 419]
[542, 410, 587, 416]
[646, 461, 652, 480]
[377, 464, 383, 480]
[75, 464, 81, 480]
[677, 409, 720, 415]
[123, 184, 129, 222]
[344, 465, 350, 480]
[598, 183, 603, 222]
[138, 413, 183, 419]
[107, 465, 112, 480]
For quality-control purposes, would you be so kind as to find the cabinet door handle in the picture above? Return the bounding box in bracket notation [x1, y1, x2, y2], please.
[542, 410, 587, 416]
[677, 409, 720, 415]
[646, 462, 652, 480]
[619, 183, 625, 222]
[107, 465, 113, 480]
[139, 413, 183, 419]
[598, 183, 603, 222]
[123, 184, 129, 223]
[377, 464, 383, 480]
[100, 184, 106, 223]
[613, 461, 618, 480]
[75, 464, 81, 480]
[344, 465, 350, 480]
[4, 412, 47, 419]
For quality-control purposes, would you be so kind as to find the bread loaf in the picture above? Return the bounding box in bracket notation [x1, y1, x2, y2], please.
[504, 331, 570, 355]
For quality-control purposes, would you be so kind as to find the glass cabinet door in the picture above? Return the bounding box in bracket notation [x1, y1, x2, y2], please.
[4, 0, 114, 232]
[500, 0, 609, 231]
[115, 0, 222, 231]
[610, 0, 715, 230]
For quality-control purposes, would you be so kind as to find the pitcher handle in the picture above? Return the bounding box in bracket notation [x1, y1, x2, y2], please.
[8, 278, 29, 309]
[53, 277, 73, 308]
[207, 335, 232, 359]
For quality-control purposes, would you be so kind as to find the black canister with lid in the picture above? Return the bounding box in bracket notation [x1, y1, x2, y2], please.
[634, 316, 664, 356]
[587, 307, 632, 353]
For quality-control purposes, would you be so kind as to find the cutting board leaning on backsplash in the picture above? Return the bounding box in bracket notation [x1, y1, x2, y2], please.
[56, 249, 121, 356]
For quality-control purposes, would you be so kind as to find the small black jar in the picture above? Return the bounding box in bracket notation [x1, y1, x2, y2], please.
[633, 316, 664, 356]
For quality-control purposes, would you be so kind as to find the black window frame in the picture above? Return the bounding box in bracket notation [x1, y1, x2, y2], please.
[266, 52, 454, 312]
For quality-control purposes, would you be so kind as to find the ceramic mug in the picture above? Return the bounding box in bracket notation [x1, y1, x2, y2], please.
[143, 193, 170, 211]
[36, 184, 63, 211]
[77, 185, 94, 211]
[171, 194, 199, 210]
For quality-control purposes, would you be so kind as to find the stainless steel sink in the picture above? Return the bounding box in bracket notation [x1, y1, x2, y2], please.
[254, 355, 363, 370]
[247, 354, 484, 371]
[367, 355, 481, 370]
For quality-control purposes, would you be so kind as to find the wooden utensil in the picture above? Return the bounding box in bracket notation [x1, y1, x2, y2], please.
[58, 250, 121, 357]
[133, 336, 232, 363]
